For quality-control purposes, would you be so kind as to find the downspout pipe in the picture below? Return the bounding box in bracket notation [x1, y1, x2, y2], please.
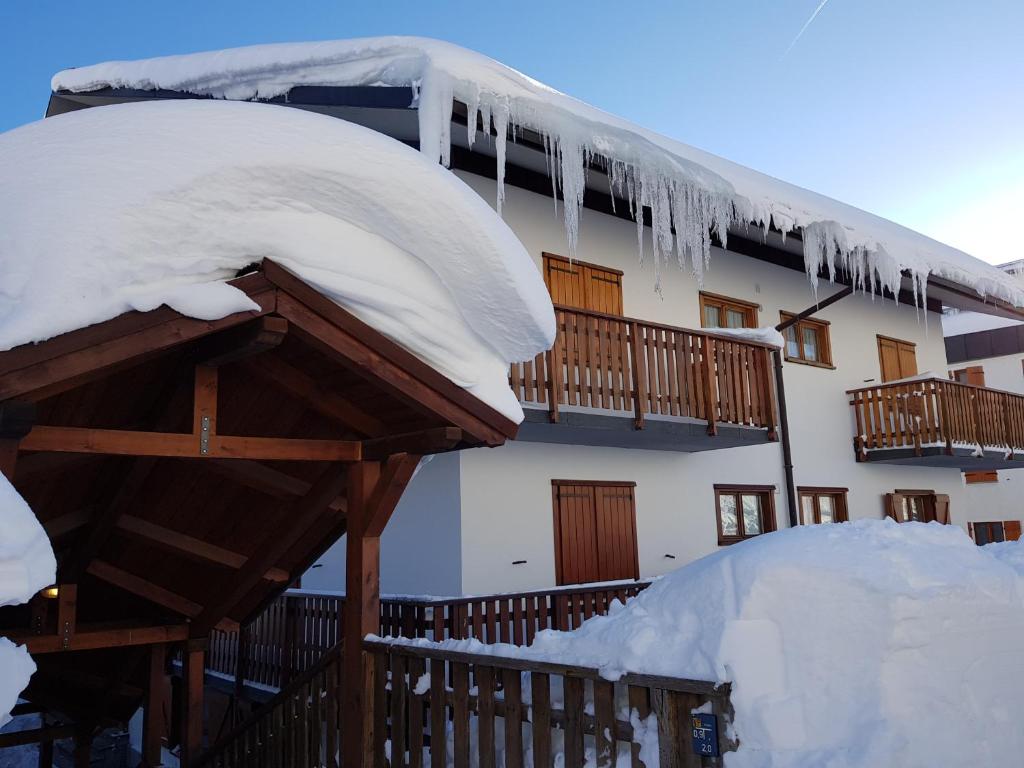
[773, 284, 854, 528]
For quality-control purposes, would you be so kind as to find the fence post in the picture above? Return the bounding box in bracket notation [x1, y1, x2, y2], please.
[652, 688, 691, 768]
[630, 321, 647, 430]
[281, 597, 295, 687]
[700, 335, 717, 437]
[547, 312, 563, 423]
[970, 389, 984, 453]
[937, 382, 953, 455]
[234, 623, 249, 698]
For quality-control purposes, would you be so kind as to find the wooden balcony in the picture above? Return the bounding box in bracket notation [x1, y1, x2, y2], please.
[509, 305, 779, 452]
[849, 378, 1024, 469]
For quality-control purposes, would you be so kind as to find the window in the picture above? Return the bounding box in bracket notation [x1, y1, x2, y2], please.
[715, 485, 777, 544]
[798, 487, 849, 524]
[970, 521, 1022, 545]
[543, 253, 624, 315]
[779, 313, 833, 367]
[883, 490, 950, 524]
[552, 481, 639, 585]
[952, 365, 985, 386]
[877, 336, 917, 383]
[965, 470, 998, 484]
[699, 292, 758, 330]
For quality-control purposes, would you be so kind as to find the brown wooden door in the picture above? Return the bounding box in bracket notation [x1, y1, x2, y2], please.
[877, 336, 917, 382]
[544, 253, 623, 315]
[553, 482, 638, 585]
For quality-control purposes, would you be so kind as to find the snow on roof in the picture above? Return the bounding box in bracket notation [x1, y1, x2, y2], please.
[0, 475, 56, 726]
[942, 309, 1024, 337]
[0, 99, 556, 421]
[52, 37, 1024, 310]
[383, 520, 1024, 765]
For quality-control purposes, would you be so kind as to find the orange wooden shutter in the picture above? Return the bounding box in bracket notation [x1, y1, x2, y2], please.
[594, 485, 639, 581]
[543, 254, 623, 315]
[933, 494, 950, 525]
[553, 483, 598, 586]
[883, 492, 906, 521]
[956, 366, 986, 387]
[897, 341, 918, 379]
[1005, 521, 1022, 541]
[544, 255, 587, 310]
[878, 338, 901, 382]
[965, 471, 998, 484]
[585, 265, 623, 315]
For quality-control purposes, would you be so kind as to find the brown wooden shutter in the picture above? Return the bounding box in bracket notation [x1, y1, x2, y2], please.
[878, 337, 917, 382]
[883, 492, 906, 521]
[1005, 521, 1022, 541]
[965, 471, 998, 484]
[553, 481, 638, 586]
[933, 494, 950, 525]
[968, 521, 975, 541]
[965, 366, 986, 386]
[543, 254, 623, 316]
[897, 342, 918, 379]
[594, 485, 639, 581]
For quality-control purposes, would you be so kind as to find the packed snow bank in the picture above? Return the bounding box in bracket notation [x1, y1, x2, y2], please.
[708, 326, 785, 349]
[0, 100, 555, 421]
[388, 520, 1024, 767]
[0, 476, 56, 728]
[53, 37, 1024, 309]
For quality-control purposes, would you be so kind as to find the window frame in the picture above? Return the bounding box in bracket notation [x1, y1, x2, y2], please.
[893, 488, 936, 523]
[970, 521, 1005, 546]
[797, 486, 849, 525]
[779, 312, 834, 368]
[714, 484, 777, 545]
[699, 292, 759, 330]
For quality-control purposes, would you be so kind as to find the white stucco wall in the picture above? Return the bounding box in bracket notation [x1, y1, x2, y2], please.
[302, 452, 463, 595]
[950, 353, 1024, 395]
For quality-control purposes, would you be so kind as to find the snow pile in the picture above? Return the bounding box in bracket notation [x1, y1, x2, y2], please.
[708, 326, 786, 349]
[0, 100, 555, 422]
[0, 476, 56, 727]
[52, 37, 1024, 308]
[393, 520, 1024, 767]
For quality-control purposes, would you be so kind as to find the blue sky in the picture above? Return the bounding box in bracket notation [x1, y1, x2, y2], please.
[2, 0, 1021, 264]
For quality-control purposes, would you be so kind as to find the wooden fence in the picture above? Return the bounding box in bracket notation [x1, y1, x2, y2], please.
[208, 581, 652, 691]
[510, 305, 778, 436]
[196, 638, 733, 768]
[849, 378, 1024, 455]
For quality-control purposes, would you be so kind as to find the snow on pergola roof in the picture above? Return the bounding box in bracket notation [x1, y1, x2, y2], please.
[0, 99, 555, 421]
[51, 36, 1024, 312]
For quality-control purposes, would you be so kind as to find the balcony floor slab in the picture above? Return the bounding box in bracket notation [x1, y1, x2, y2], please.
[860, 446, 1024, 471]
[518, 408, 773, 452]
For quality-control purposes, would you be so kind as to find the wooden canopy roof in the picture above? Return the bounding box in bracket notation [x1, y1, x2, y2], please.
[0, 259, 517, 725]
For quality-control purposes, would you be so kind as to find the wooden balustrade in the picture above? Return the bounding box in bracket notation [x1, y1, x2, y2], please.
[849, 377, 1024, 456]
[195, 637, 733, 768]
[510, 305, 778, 436]
[208, 581, 652, 691]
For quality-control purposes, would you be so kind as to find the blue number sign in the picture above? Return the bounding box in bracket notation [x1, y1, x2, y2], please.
[691, 713, 719, 757]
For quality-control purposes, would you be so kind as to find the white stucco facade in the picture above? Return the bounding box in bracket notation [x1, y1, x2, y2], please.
[306, 170, 999, 596]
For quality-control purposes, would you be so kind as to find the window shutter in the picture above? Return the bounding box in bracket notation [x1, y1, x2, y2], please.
[968, 521, 975, 541]
[933, 494, 950, 525]
[1005, 521, 1022, 541]
[883, 492, 905, 521]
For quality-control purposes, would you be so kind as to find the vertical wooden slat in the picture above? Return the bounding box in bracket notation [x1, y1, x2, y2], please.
[503, 668, 524, 768]
[408, 657, 425, 768]
[452, 662, 470, 768]
[430, 657, 446, 768]
[531, 672, 552, 768]
[476, 665, 496, 768]
[593, 680, 616, 768]
[391, 654, 408, 768]
[562, 676, 585, 768]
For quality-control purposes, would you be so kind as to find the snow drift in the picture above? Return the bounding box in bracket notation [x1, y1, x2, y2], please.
[0, 99, 555, 421]
[394, 521, 1024, 767]
[0, 477, 56, 728]
[52, 36, 1024, 309]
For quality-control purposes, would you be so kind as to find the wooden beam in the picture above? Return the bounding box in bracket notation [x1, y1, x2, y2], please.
[87, 560, 202, 619]
[57, 584, 77, 640]
[13, 452, 93, 483]
[246, 355, 387, 437]
[0, 724, 77, 749]
[193, 364, 218, 444]
[5, 623, 189, 654]
[343, 460, 382, 768]
[42, 507, 95, 540]
[0, 438, 18, 482]
[264, 259, 516, 443]
[364, 453, 422, 537]
[194, 316, 288, 367]
[0, 273, 275, 403]
[202, 460, 347, 513]
[361, 427, 463, 461]
[115, 514, 289, 582]
[180, 640, 205, 767]
[142, 644, 167, 768]
[20, 425, 362, 462]
[190, 463, 349, 636]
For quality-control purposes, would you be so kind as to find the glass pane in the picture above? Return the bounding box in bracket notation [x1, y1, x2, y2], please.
[801, 495, 815, 525]
[785, 327, 800, 359]
[726, 309, 746, 328]
[975, 524, 991, 546]
[802, 326, 819, 361]
[818, 496, 834, 523]
[992, 524, 1005, 543]
[720, 495, 738, 536]
[742, 495, 762, 535]
[704, 305, 720, 328]
[908, 497, 923, 522]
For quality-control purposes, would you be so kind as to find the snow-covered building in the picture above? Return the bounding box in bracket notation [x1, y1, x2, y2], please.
[942, 261, 1024, 542]
[46, 37, 1024, 598]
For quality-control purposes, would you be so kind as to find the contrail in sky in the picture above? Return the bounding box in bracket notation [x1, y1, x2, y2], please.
[783, 0, 834, 57]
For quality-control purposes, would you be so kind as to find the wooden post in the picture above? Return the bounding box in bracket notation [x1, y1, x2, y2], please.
[57, 584, 76, 650]
[234, 623, 249, 699]
[38, 736, 54, 768]
[0, 400, 34, 481]
[343, 460, 382, 768]
[700, 335, 717, 437]
[0, 438, 18, 481]
[72, 725, 93, 768]
[180, 639, 205, 767]
[937, 382, 954, 455]
[142, 644, 167, 767]
[629, 321, 647, 430]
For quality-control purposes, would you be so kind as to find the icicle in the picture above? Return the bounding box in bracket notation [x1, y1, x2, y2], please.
[492, 100, 509, 216]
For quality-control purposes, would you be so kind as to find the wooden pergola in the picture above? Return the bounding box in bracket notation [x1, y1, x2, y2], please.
[0, 259, 518, 766]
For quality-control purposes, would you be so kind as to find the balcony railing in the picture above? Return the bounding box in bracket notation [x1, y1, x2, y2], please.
[510, 305, 779, 437]
[849, 377, 1024, 467]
